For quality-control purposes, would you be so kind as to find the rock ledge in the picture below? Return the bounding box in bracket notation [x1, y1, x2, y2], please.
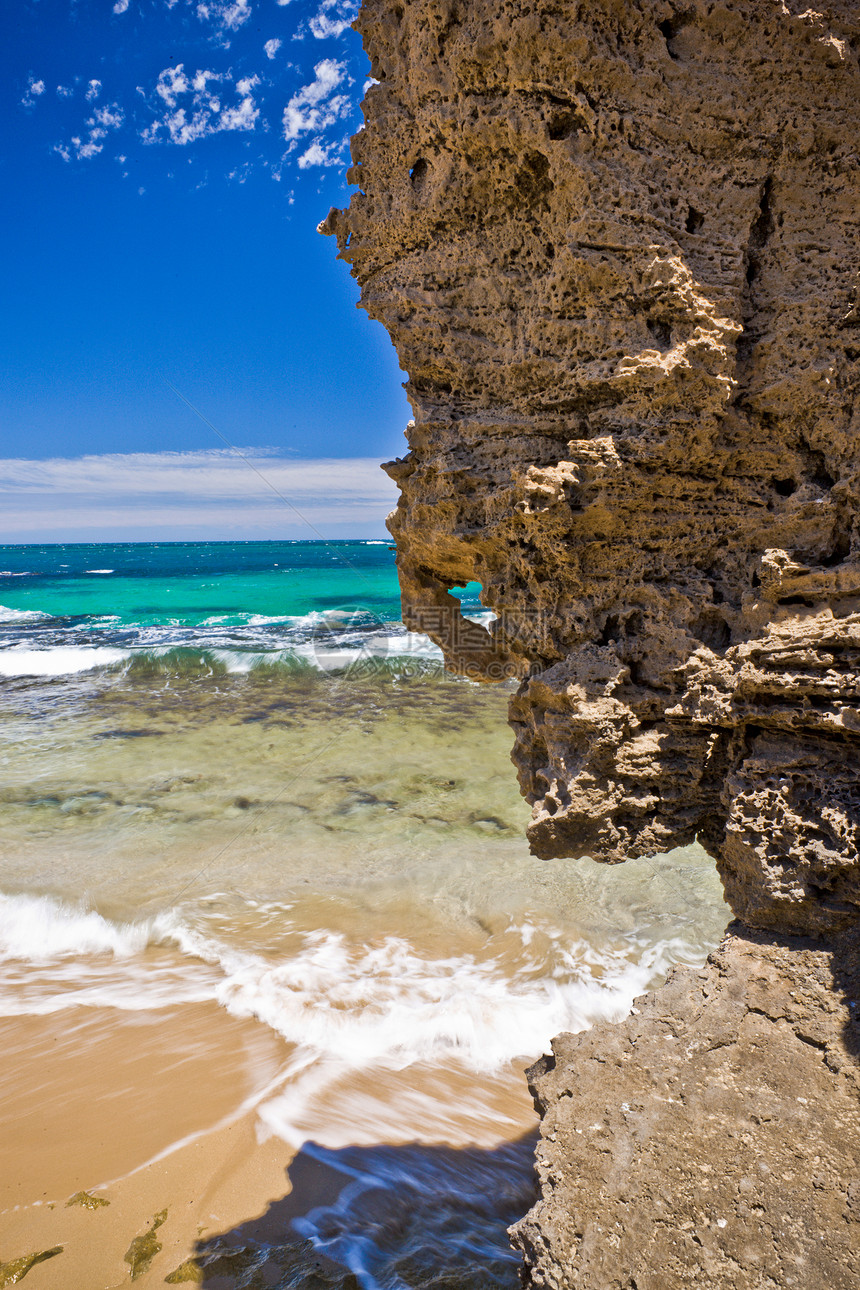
[512, 925, 860, 1288]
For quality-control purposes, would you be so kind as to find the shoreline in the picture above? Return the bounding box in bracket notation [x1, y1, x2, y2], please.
[0, 568, 728, 1287]
[1, 1031, 539, 1290]
[0, 978, 542, 1287]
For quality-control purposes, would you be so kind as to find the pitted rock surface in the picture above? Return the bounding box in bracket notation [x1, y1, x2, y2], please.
[325, 0, 860, 937]
[324, 1, 860, 1285]
[511, 926, 860, 1288]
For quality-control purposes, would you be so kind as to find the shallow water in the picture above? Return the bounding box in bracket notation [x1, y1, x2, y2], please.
[0, 543, 730, 1287]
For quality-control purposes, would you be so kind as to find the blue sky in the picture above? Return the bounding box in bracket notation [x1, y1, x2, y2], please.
[2, 0, 410, 540]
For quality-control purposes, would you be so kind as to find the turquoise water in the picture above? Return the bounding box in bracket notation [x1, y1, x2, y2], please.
[0, 540, 484, 676]
[0, 541, 405, 625]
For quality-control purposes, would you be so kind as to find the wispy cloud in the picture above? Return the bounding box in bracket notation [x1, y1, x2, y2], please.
[21, 76, 46, 108]
[297, 139, 342, 168]
[143, 65, 259, 144]
[195, 0, 253, 34]
[94, 104, 124, 129]
[54, 101, 125, 161]
[155, 65, 199, 109]
[283, 58, 350, 142]
[27, 0, 366, 183]
[309, 0, 357, 40]
[0, 452, 397, 541]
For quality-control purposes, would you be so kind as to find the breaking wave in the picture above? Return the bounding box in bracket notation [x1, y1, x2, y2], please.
[0, 607, 444, 678]
[0, 890, 699, 1076]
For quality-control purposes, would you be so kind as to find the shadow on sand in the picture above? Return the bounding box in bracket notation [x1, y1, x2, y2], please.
[185, 1132, 539, 1289]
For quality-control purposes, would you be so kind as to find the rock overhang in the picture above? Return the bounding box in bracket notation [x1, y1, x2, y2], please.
[321, 0, 860, 938]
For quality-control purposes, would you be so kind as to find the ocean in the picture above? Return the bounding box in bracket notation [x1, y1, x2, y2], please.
[0, 541, 729, 1288]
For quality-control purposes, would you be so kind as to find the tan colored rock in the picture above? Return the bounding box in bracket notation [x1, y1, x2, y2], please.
[511, 925, 860, 1288]
[324, 0, 860, 1284]
[327, 0, 860, 937]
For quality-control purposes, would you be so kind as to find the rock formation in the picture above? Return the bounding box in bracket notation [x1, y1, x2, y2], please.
[322, 0, 860, 1283]
[515, 924, 860, 1288]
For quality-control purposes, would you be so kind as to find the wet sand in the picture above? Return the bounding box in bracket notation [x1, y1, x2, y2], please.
[0, 1008, 539, 1288]
[1, 1101, 295, 1289]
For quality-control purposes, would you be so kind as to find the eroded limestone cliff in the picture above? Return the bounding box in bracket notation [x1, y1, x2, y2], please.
[323, 0, 860, 1284]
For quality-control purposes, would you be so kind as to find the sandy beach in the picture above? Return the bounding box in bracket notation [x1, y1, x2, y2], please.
[1, 999, 542, 1289]
[0, 545, 729, 1288]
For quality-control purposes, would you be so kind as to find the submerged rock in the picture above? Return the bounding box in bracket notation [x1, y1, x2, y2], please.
[326, 0, 860, 1283]
[0, 1248, 62, 1288]
[65, 1190, 109, 1209]
[124, 1208, 167, 1281]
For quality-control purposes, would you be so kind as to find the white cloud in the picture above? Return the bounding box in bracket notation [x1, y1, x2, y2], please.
[283, 58, 351, 142]
[0, 452, 397, 540]
[192, 68, 222, 93]
[40, 0, 359, 180]
[227, 162, 253, 182]
[297, 139, 342, 168]
[93, 104, 125, 130]
[54, 102, 125, 161]
[145, 65, 261, 144]
[156, 65, 191, 108]
[21, 76, 46, 107]
[75, 138, 104, 160]
[219, 79, 259, 131]
[196, 0, 252, 32]
[309, 0, 358, 39]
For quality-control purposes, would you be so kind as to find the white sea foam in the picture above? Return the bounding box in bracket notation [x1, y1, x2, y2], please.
[0, 639, 442, 679]
[213, 930, 653, 1070]
[0, 892, 688, 1074]
[0, 603, 441, 676]
[0, 646, 130, 677]
[0, 887, 710, 1177]
[0, 894, 219, 1015]
[0, 605, 50, 623]
[85, 569, 115, 574]
[462, 608, 498, 628]
[289, 633, 442, 671]
[0, 892, 155, 961]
